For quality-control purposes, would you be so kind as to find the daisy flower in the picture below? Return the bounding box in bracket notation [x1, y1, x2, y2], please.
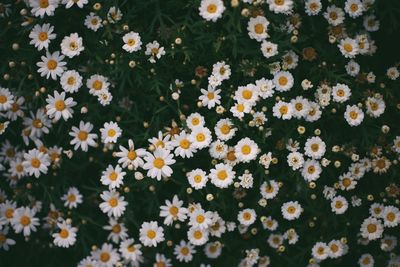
[0, 87, 14, 112]
[3, 95, 25, 121]
[187, 168, 208, 189]
[255, 78, 275, 99]
[328, 240, 345, 258]
[189, 127, 212, 149]
[100, 121, 122, 144]
[188, 227, 209, 246]
[91, 243, 120, 267]
[237, 208, 256, 226]
[281, 201, 302, 220]
[234, 84, 259, 105]
[22, 148, 50, 178]
[304, 136, 326, 159]
[0, 227, 16, 251]
[273, 71, 294, 92]
[139, 221, 165, 247]
[86, 74, 110, 96]
[261, 41, 279, 59]
[234, 138, 259, 163]
[172, 131, 197, 158]
[338, 38, 359, 58]
[360, 217, 383, 240]
[159, 195, 188, 226]
[0, 200, 16, 223]
[107, 6, 123, 23]
[272, 101, 293, 120]
[331, 196, 349, 214]
[119, 238, 143, 263]
[29, 0, 58, 18]
[145, 41, 166, 63]
[214, 118, 237, 141]
[230, 101, 251, 119]
[209, 140, 228, 159]
[247, 16, 270, 42]
[52, 221, 77, 248]
[99, 190, 128, 218]
[311, 242, 329, 260]
[174, 240, 196, 263]
[301, 159, 322, 182]
[382, 206, 400, 227]
[98, 91, 113, 106]
[358, 254, 374, 267]
[189, 209, 213, 230]
[365, 96, 385, 118]
[69, 121, 98, 151]
[363, 14, 380, 32]
[62, 0, 88, 8]
[143, 148, 176, 181]
[61, 187, 83, 209]
[260, 180, 280, 200]
[45, 91, 76, 121]
[122, 31, 142, 53]
[29, 23, 56, 51]
[148, 131, 173, 150]
[101, 164, 126, 189]
[36, 51, 66, 80]
[324, 5, 345, 26]
[60, 33, 84, 58]
[332, 83, 351, 103]
[11, 207, 39, 236]
[186, 112, 205, 129]
[344, 0, 364, 18]
[198, 0, 225, 22]
[199, 87, 221, 109]
[212, 61, 231, 81]
[84, 12, 103, 31]
[344, 105, 364, 126]
[209, 163, 235, 188]
[291, 96, 310, 118]
[103, 218, 128, 243]
[267, 0, 294, 14]
[305, 0, 322, 16]
[154, 254, 172, 267]
[115, 139, 146, 169]
[60, 70, 82, 93]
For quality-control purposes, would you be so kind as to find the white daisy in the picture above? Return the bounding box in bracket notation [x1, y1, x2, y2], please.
[214, 118, 236, 141]
[344, 105, 364, 126]
[189, 127, 212, 150]
[119, 238, 143, 263]
[230, 101, 251, 119]
[145, 41, 166, 63]
[209, 163, 235, 188]
[332, 83, 351, 103]
[338, 38, 359, 58]
[11, 207, 40, 236]
[143, 148, 176, 181]
[62, 0, 88, 8]
[198, 0, 225, 22]
[52, 221, 77, 248]
[187, 227, 209, 246]
[209, 140, 228, 159]
[45, 91, 76, 121]
[172, 131, 197, 158]
[273, 71, 294, 92]
[187, 169, 208, 190]
[358, 254, 374, 267]
[139, 221, 165, 247]
[301, 159, 322, 182]
[115, 139, 146, 169]
[36, 51, 66, 80]
[174, 240, 195, 263]
[0, 227, 16, 251]
[148, 131, 173, 150]
[324, 5, 345, 26]
[247, 16, 270, 42]
[234, 84, 259, 105]
[22, 148, 50, 178]
[237, 208, 256, 226]
[311, 242, 329, 260]
[331, 195, 349, 214]
[91, 243, 120, 267]
[60, 33, 84, 58]
[304, 136, 326, 159]
[234, 137, 259, 163]
[101, 164, 126, 189]
[122, 31, 142, 53]
[186, 112, 205, 130]
[260, 40, 279, 58]
[305, 0, 322, 16]
[99, 190, 128, 218]
[212, 61, 231, 81]
[382, 205, 400, 228]
[29, 23, 56, 51]
[281, 201, 302, 220]
[199, 87, 221, 109]
[61, 187, 83, 209]
[69, 121, 98, 151]
[267, 0, 294, 14]
[86, 74, 110, 96]
[29, 0, 58, 18]
[360, 217, 383, 240]
[365, 96, 385, 118]
[159, 195, 188, 226]
[84, 12, 103, 31]
[260, 180, 280, 200]
[272, 101, 293, 120]
[60, 70, 83, 93]
[107, 6, 123, 23]
[100, 121, 122, 144]
[0, 87, 14, 112]
[344, 0, 364, 18]
[255, 78, 275, 99]
[103, 218, 128, 243]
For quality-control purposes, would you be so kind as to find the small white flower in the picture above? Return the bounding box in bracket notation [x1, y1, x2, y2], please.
[60, 33, 84, 58]
[139, 221, 165, 247]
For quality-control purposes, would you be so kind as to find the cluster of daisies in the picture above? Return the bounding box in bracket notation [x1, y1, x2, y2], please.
[1, 0, 400, 266]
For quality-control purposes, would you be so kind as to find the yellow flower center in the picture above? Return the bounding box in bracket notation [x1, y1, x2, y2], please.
[243, 211, 252, 220]
[67, 194, 76, 202]
[242, 89, 252, 100]
[350, 3, 358, 12]
[20, 215, 31, 226]
[180, 247, 189, 255]
[207, 4, 217, 13]
[127, 151, 137, 160]
[220, 124, 230, 135]
[169, 206, 179, 216]
[39, 0, 49, 8]
[191, 118, 200, 126]
[78, 131, 88, 141]
[386, 212, 396, 222]
[112, 224, 121, 233]
[108, 198, 118, 207]
[196, 133, 205, 142]
[127, 39, 136, 46]
[38, 31, 48, 41]
[107, 129, 116, 137]
[287, 206, 296, 214]
[109, 171, 118, 181]
[207, 92, 215, 100]
[55, 100, 66, 111]
[279, 105, 288, 115]
[194, 175, 202, 183]
[274, 0, 285, 5]
[343, 43, 353, 53]
[217, 170, 227, 180]
[310, 143, 319, 152]
[180, 139, 190, 149]
[92, 80, 103, 90]
[241, 145, 251, 155]
[31, 158, 41, 168]
[153, 158, 165, 169]
[367, 223, 377, 233]
[193, 230, 203, 239]
[5, 208, 14, 219]
[349, 110, 358, 120]
[127, 245, 136, 252]
[0, 95, 6, 104]
[100, 252, 110, 263]
[147, 230, 156, 239]
[47, 59, 57, 70]
[59, 229, 69, 238]
[196, 215, 205, 224]
[278, 76, 288, 86]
